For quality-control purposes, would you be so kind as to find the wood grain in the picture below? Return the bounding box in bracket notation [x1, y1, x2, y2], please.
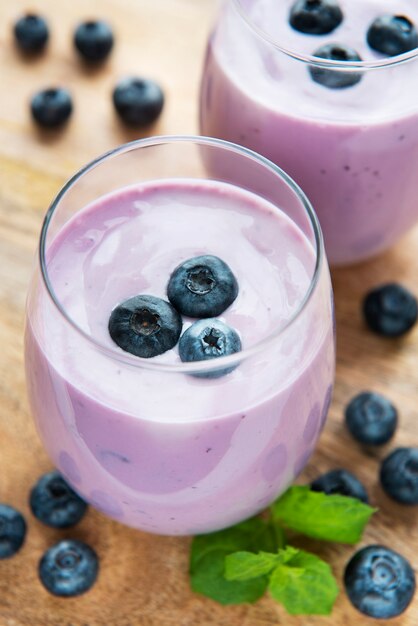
[0, 0, 417, 624]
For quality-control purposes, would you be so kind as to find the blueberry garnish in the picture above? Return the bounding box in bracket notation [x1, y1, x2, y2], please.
[289, 0, 343, 35]
[0, 504, 26, 559]
[363, 283, 418, 338]
[344, 545, 415, 618]
[39, 539, 99, 597]
[30, 471, 87, 529]
[345, 392, 398, 446]
[109, 294, 182, 358]
[30, 88, 73, 128]
[112, 78, 164, 126]
[179, 319, 241, 378]
[14, 14, 49, 54]
[309, 44, 362, 89]
[310, 469, 369, 503]
[380, 448, 418, 505]
[367, 15, 418, 57]
[167, 255, 238, 318]
[74, 20, 114, 63]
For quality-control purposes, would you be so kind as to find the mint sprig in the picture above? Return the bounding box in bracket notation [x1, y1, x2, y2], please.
[189, 486, 376, 614]
[225, 547, 339, 615]
[272, 486, 376, 544]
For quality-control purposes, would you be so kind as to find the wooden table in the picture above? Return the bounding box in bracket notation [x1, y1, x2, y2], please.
[0, 1, 417, 624]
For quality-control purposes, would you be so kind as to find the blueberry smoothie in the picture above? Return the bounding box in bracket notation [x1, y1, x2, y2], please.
[200, 0, 418, 265]
[25, 173, 334, 535]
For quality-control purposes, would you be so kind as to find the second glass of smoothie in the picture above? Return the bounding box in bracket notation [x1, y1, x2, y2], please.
[200, 0, 418, 265]
[25, 137, 334, 535]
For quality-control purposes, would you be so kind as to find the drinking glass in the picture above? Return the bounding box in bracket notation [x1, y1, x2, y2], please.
[200, 0, 418, 265]
[25, 136, 335, 535]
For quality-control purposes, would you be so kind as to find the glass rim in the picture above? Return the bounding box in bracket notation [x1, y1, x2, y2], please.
[39, 134, 324, 374]
[232, 0, 418, 71]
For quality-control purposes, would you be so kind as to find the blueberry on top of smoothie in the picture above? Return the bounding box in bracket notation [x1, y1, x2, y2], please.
[109, 294, 182, 358]
[14, 14, 49, 54]
[74, 20, 114, 62]
[167, 255, 238, 318]
[367, 15, 418, 57]
[380, 448, 418, 505]
[112, 78, 164, 126]
[363, 283, 418, 337]
[39, 539, 99, 597]
[289, 0, 343, 35]
[345, 392, 398, 446]
[344, 545, 416, 618]
[30, 471, 87, 529]
[309, 43, 362, 89]
[0, 503, 27, 559]
[179, 318, 241, 378]
[30, 88, 73, 128]
[310, 469, 369, 503]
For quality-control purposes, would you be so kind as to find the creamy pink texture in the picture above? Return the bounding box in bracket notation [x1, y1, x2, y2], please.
[25, 179, 334, 534]
[200, 0, 418, 265]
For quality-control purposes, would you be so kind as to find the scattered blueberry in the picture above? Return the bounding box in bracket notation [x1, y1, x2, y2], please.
[14, 14, 49, 54]
[0, 504, 27, 559]
[167, 255, 238, 318]
[345, 392, 398, 446]
[309, 43, 362, 89]
[367, 15, 418, 57]
[112, 77, 164, 126]
[109, 294, 182, 358]
[74, 20, 114, 63]
[344, 545, 415, 618]
[289, 0, 343, 35]
[39, 539, 99, 597]
[310, 469, 369, 503]
[179, 318, 241, 378]
[30, 471, 87, 529]
[380, 448, 418, 504]
[30, 88, 73, 128]
[363, 283, 418, 338]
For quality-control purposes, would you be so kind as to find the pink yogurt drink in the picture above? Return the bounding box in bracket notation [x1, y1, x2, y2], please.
[200, 0, 418, 265]
[25, 137, 335, 535]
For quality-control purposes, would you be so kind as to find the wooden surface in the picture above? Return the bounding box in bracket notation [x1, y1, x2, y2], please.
[0, 1, 417, 624]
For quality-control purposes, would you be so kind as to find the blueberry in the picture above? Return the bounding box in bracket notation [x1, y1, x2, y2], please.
[289, 0, 343, 35]
[363, 283, 418, 337]
[345, 392, 398, 446]
[30, 471, 87, 528]
[109, 294, 182, 358]
[112, 78, 164, 126]
[30, 88, 73, 129]
[380, 448, 418, 504]
[167, 255, 238, 318]
[74, 20, 114, 63]
[39, 539, 99, 597]
[179, 318, 241, 378]
[344, 545, 415, 618]
[14, 14, 49, 54]
[367, 15, 418, 57]
[310, 469, 369, 503]
[0, 504, 26, 559]
[309, 44, 362, 89]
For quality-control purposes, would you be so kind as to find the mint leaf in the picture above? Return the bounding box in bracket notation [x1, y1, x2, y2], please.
[224, 551, 281, 581]
[271, 486, 376, 544]
[190, 517, 282, 605]
[269, 549, 339, 615]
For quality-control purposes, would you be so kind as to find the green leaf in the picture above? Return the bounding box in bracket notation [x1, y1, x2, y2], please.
[271, 486, 376, 544]
[190, 516, 283, 605]
[268, 549, 339, 615]
[224, 551, 281, 581]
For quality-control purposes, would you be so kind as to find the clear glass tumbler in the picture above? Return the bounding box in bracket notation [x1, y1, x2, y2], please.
[25, 136, 335, 535]
[200, 0, 418, 265]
